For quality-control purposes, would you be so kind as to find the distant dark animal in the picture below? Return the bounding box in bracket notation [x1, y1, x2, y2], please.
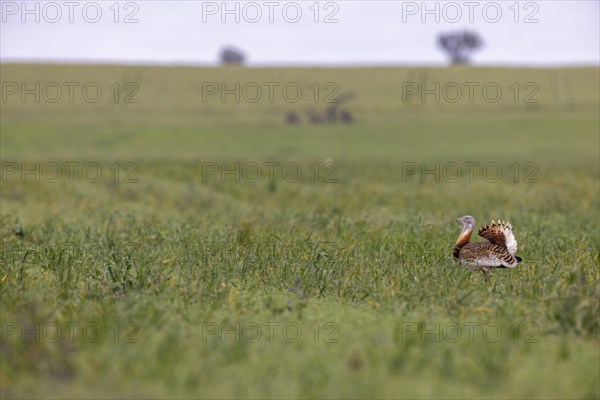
[285, 111, 301, 125]
[339, 109, 354, 123]
[306, 108, 326, 124]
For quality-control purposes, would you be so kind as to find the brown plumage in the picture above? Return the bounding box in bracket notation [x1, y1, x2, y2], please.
[454, 215, 522, 276]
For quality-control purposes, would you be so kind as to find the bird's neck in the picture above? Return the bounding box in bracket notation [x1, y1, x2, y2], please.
[453, 225, 473, 258]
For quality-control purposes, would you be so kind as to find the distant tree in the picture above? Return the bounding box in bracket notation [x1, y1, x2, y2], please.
[437, 31, 483, 65]
[219, 46, 246, 65]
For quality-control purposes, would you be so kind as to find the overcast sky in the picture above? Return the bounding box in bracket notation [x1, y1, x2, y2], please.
[1, 0, 598, 66]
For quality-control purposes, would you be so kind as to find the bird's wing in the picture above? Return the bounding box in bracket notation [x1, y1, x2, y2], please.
[460, 242, 520, 268]
[478, 220, 518, 255]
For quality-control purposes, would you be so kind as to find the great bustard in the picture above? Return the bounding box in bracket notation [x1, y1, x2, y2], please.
[453, 215, 522, 276]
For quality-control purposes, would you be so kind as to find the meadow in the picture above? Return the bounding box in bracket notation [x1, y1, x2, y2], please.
[1, 64, 599, 399]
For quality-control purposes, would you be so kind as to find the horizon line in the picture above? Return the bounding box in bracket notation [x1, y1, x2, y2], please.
[1, 58, 599, 69]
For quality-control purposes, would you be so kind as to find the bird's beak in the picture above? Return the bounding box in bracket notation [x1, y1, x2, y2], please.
[456, 218, 461, 222]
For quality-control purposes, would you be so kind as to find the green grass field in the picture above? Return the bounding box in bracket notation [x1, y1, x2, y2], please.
[1, 64, 599, 399]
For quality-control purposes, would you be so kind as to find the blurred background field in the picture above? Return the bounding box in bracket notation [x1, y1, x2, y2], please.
[1, 64, 598, 160]
[1, 64, 599, 399]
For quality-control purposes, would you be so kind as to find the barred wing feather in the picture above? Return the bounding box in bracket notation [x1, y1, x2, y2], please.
[478, 220, 518, 255]
[459, 242, 520, 269]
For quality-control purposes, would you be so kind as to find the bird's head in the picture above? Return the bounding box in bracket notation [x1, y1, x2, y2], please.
[456, 215, 475, 231]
